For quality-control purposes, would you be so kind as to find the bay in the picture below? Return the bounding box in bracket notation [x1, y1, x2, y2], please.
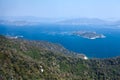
[0, 24, 120, 58]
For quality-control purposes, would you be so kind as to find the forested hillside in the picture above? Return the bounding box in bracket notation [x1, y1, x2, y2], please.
[0, 35, 120, 80]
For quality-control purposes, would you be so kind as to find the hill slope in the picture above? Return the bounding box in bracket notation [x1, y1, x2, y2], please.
[0, 35, 120, 80]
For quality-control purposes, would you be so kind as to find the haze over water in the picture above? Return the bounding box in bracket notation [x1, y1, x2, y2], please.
[1, 0, 120, 58]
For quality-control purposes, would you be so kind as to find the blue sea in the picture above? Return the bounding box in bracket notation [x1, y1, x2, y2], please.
[1, 24, 120, 58]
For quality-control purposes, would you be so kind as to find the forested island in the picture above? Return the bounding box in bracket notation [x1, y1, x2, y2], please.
[72, 31, 106, 39]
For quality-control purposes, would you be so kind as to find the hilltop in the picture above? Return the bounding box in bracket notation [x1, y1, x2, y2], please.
[0, 35, 120, 80]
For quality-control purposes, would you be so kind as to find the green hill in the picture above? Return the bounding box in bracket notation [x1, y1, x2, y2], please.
[0, 35, 120, 80]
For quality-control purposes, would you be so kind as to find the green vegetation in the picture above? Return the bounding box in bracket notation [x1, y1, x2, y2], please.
[0, 35, 120, 80]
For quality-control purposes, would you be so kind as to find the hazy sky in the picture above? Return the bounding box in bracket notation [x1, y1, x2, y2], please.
[0, 0, 120, 20]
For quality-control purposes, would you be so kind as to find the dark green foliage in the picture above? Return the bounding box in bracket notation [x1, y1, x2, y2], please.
[0, 35, 120, 80]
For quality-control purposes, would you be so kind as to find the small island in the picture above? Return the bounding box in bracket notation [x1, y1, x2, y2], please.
[72, 31, 106, 39]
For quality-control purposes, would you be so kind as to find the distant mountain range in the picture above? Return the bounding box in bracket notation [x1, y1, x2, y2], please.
[57, 18, 120, 26]
[0, 17, 120, 27]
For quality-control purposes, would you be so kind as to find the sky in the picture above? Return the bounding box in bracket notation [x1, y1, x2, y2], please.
[0, 0, 120, 20]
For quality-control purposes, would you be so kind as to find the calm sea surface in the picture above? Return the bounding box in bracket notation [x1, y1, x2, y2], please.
[1, 24, 120, 58]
